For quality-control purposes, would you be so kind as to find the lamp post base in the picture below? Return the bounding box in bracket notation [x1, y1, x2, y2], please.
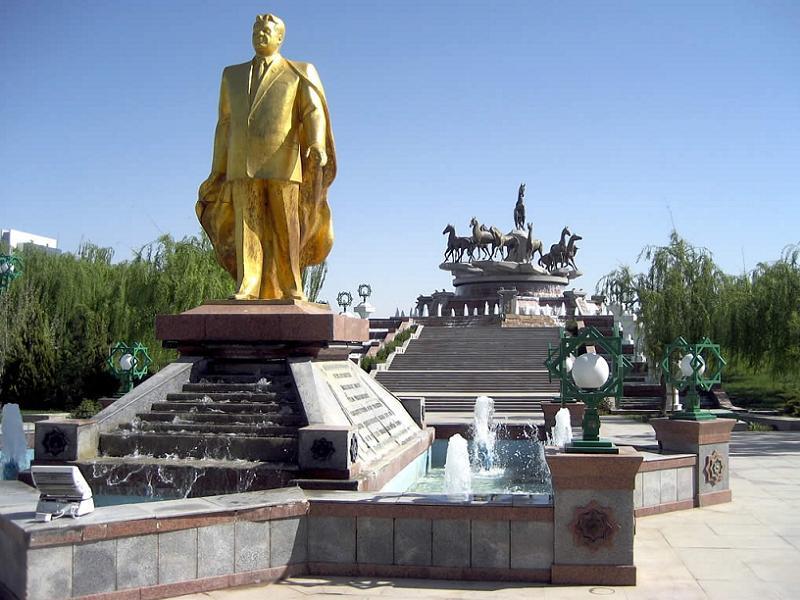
[565, 439, 620, 454]
[670, 410, 716, 421]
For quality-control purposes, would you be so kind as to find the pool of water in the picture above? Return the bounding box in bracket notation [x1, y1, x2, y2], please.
[408, 467, 551, 494]
[32, 438, 553, 506]
[0, 449, 34, 479]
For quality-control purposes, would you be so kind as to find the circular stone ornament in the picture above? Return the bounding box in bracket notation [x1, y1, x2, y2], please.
[572, 353, 610, 390]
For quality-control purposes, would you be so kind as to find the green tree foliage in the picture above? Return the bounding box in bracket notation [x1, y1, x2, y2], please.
[0, 233, 233, 410]
[716, 244, 800, 376]
[302, 262, 327, 302]
[598, 233, 800, 382]
[598, 231, 723, 364]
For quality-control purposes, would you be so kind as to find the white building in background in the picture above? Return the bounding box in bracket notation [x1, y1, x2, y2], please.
[1, 229, 61, 254]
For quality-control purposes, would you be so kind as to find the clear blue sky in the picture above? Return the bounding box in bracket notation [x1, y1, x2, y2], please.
[2, 1, 799, 315]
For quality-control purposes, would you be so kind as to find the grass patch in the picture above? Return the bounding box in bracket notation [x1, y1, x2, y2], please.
[725, 369, 800, 417]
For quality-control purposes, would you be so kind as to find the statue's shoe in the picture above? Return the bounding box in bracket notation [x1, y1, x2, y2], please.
[230, 292, 258, 300]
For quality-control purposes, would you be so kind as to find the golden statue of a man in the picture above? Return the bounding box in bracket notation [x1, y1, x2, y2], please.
[197, 13, 335, 300]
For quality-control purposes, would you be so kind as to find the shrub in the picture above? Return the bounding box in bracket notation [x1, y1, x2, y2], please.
[70, 399, 102, 419]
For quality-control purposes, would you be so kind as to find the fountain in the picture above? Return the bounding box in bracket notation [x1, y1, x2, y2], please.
[443, 433, 472, 499]
[549, 406, 573, 448]
[471, 395, 497, 471]
[1, 403, 29, 480]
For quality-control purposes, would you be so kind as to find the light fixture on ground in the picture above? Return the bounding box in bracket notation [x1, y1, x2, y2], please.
[545, 325, 630, 453]
[31, 465, 94, 521]
[660, 337, 724, 421]
[106, 341, 153, 394]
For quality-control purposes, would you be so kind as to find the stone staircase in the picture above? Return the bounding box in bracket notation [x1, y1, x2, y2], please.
[375, 326, 560, 413]
[80, 359, 307, 499]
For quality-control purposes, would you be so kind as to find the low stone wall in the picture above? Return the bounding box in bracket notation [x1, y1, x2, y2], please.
[306, 494, 553, 582]
[634, 454, 696, 517]
[0, 483, 308, 600]
[0, 476, 636, 599]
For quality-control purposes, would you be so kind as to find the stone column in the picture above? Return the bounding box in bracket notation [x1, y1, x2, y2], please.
[650, 418, 735, 506]
[498, 288, 518, 317]
[547, 447, 642, 585]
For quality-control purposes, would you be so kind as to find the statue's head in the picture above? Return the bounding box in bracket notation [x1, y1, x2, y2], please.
[252, 13, 285, 57]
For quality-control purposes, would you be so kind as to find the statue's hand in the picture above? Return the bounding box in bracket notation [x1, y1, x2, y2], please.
[305, 144, 327, 168]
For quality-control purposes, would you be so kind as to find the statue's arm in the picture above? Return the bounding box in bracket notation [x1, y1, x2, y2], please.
[210, 70, 230, 178]
[296, 65, 327, 159]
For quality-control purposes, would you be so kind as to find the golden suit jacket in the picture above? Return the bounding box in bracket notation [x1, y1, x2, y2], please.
[211, 55, 330, 183]
[197, 55, 337, 275]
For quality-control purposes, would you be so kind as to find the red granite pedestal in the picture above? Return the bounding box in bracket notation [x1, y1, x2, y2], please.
[156, 300, 369, 358]
[650, 418, 735, 507]
[547, 447, 643, 585]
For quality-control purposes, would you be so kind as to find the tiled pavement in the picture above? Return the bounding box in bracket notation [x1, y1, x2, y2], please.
[174, 423, 800, 600]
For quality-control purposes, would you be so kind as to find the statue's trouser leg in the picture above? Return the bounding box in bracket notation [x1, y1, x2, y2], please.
[232, 179, 267, 299]
[261, 180, 304, 301]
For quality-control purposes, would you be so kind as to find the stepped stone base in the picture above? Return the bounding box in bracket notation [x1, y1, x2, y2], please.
[156, 300, 368, 358]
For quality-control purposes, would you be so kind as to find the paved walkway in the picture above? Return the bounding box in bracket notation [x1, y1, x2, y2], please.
[174, 422, 800, 600]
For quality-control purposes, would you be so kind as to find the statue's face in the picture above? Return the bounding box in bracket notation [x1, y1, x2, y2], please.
[252, 16, 284, 56]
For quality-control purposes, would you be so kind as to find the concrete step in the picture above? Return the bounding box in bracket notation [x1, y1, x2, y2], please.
[99, 431, 297, 462]
[165, 391, 293, 403]
[617, 397, 663, 411]
[150, 401, 299, 416]
[424, 397, 545, 413]
[182, 381, 293, 394]
[199, 360, 289, 377]
[80, 456, 298, 499]
[376, 373, 559, 393]
[123, 421, 299, 436]
[623, 383, 664, 397]
[137, 411, 306, 427]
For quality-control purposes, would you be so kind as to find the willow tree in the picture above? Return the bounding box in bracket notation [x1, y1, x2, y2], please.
[597, 231, 723, 365]
[719, 244, 800, 376]
[0, 233, 234, 409]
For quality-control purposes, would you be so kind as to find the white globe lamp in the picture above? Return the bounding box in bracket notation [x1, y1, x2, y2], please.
[572, 353, 610, 390]
[119, 353, 135, 372]
[679, 354, 705, 378]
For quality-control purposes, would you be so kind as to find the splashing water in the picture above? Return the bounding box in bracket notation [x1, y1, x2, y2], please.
[1, 404, 29, 479]
[471, 396, 497, 472]
[549, 407, 573, 448]
[444, 434, 472, 499]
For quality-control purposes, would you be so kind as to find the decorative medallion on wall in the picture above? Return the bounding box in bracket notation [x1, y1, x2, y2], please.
[704, 450, 725, 485]
[569, 500, 619, 551]
[349, 435, 359, 464]
[42, 428, 69, 457]
[310, 437, 336, 462]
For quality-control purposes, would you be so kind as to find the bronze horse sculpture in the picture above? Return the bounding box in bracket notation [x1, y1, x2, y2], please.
[442, 224, 475, 262]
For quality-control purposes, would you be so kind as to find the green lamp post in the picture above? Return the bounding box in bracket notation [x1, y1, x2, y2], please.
[545, 326, 631, 454]
[0, 254, 23, 294]
[547, 331, 577, 404]
[660, 337, 724, 421]
[336, 290, 353, 314]
[107, 341, 153, 394]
